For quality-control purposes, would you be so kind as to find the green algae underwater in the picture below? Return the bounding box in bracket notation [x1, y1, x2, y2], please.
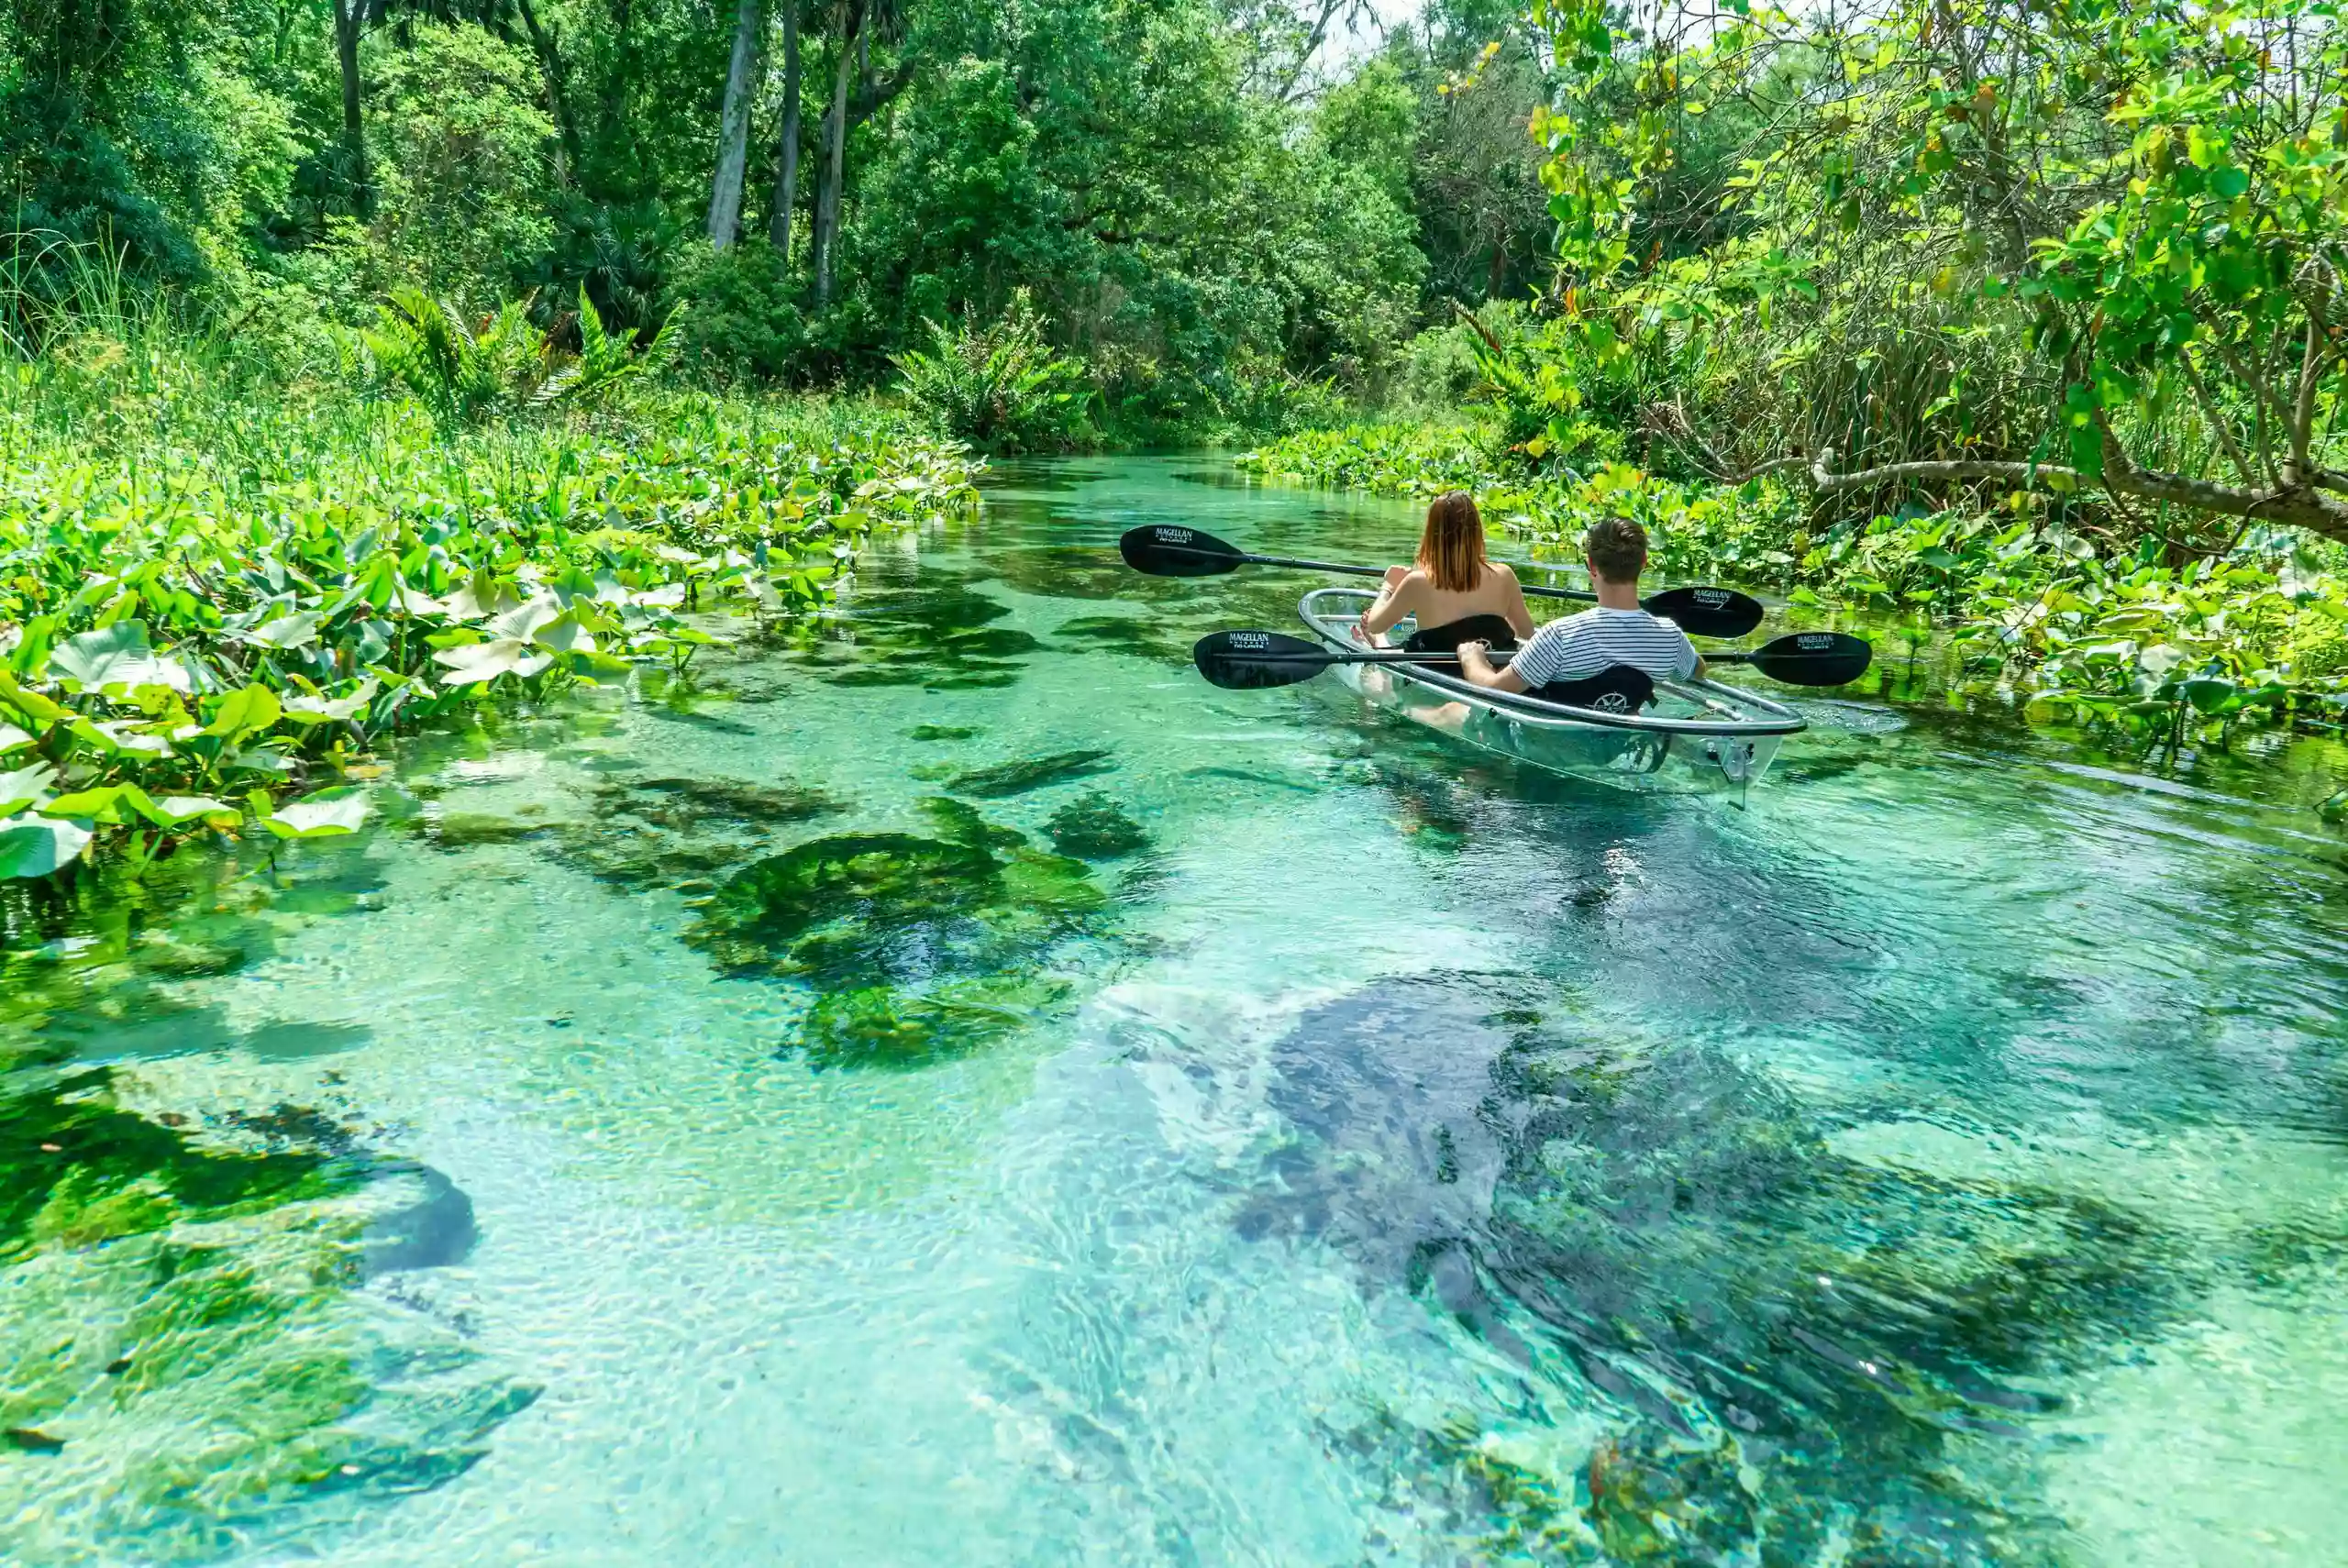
[4, 458, 2348, 1565]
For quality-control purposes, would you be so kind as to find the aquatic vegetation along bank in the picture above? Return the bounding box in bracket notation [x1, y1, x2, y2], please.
[0, 394, 980, 878]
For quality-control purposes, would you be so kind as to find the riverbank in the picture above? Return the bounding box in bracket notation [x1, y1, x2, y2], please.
[0, 332, 978, 879]
[1238, 423, 2348, 796]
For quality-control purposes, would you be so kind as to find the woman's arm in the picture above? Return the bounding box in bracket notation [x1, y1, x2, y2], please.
[1355, 569, 1416, 645]
[1497, 568, 1534, 639]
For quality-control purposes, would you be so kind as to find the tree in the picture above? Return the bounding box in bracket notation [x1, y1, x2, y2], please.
[708, 0, 765, 245]
[335, 0, 372, 215]
[769, 0, 805, 254]
[1529, 0, 2348, 545]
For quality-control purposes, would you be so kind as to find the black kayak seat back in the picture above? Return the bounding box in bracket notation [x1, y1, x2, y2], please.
[1403, 613, 1519, 654]
[1533, 664, 1656, 714]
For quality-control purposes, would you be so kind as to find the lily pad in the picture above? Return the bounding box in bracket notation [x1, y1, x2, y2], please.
[947, 749, 1115, 798]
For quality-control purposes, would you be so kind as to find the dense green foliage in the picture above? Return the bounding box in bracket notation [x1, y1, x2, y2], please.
[0, 0, 1563, 445]
[0, 293, 976, 878]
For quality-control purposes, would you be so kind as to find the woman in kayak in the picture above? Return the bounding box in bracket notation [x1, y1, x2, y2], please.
[1351, 491, 1534, 653]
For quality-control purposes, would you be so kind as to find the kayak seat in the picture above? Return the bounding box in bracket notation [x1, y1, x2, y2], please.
[1404, 613, 1519, 654]
[1534, 664, 1656, 714]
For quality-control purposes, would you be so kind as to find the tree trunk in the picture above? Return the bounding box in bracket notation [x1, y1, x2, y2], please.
[333, 0, 369, 216]
[516, 0, 583, 189]
[767, 0, 802, 255]
[812, 0, 857, 310]
[707, 0, 764, 248]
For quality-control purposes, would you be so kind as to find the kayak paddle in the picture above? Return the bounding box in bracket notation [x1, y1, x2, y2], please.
[1120, 524, 1765, 639]
[1193, 629, 1873, 690]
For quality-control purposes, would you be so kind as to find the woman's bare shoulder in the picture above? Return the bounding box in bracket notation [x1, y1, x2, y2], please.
[1487, 560, 1523, 583]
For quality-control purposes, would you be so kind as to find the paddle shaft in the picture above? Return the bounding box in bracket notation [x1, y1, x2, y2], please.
[1156, 541, 1603, 605]
[1216, 647, 1845, 671]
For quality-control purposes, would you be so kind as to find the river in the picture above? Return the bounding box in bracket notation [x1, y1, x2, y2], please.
[4, 457, 2345, 1566]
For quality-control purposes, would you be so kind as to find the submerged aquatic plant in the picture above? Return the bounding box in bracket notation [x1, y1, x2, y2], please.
[686, 814, 1108, 1071]
[946, 749, 1115, 800]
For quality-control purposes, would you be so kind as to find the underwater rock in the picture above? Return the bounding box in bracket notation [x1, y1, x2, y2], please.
[947, 749, 1115, 799]
[1229, 972, 2187, 1563]
[361, 1165, 480, 1278]
[1044, 792, 1149, 859]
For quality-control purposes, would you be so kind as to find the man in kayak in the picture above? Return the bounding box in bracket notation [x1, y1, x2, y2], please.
[1453, 516, 1708, 707]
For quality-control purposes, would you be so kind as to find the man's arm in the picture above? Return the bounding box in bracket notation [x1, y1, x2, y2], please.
[1455, 641, 1529, 694]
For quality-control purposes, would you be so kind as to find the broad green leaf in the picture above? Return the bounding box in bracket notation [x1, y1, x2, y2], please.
[0, 673, 68, 724]
[282, 677, 382, 726]
[68, 718, 173, 758]
[206, 685, 283, 739]
[488, 595, 563, 643]
[41, 786, 141, 824]
[2178, 678, 2240, 714]
[0, 723, 29, 753]
[262, 786, 372, 840]
[446, 576, 523, 621]
[0, 814, 92, 879]
[0, 764, 57, 817]
[150, 795, 238, 828]
[434, 638, 552, 686]
[50, 621, 186, 692]
[243, 610, 326, 650]
[531, 611, 597, 656]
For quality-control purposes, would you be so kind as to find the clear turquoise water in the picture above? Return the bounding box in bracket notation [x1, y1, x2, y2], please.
[5, 458, 2348, 1565]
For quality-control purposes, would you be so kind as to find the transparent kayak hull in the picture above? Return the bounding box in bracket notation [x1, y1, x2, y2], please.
[1300, 588, 1804, 796]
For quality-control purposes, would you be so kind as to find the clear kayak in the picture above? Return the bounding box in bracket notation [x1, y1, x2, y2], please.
[1299, 587, 1805, 796]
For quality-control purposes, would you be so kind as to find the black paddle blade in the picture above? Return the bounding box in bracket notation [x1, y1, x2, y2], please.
[1643, 584, 1766, 639]
[1742, 631, 1874, 687]
[1193, 630, 1331, 690]
[1121, 524, 1245, 579]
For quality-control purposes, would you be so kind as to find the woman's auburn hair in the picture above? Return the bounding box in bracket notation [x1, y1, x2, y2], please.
[1415, 491, 1486, 594]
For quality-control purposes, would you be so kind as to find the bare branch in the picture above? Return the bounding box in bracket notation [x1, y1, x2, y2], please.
[1806, 448, 2348, 545]
[2180, 353, 2255, 489]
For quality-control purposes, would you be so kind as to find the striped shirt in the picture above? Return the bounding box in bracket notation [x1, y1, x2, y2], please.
[1510, 608, 1700, 687]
